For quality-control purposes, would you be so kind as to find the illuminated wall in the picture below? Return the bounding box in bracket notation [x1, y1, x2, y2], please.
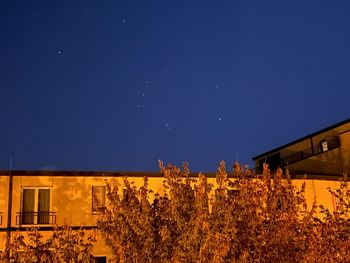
[0, 171, 344, 259]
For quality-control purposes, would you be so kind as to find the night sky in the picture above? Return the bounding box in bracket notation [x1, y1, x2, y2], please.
[1, 1, 349, 172]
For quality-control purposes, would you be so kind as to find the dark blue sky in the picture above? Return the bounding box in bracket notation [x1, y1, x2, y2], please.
[1, 1, 349, 172]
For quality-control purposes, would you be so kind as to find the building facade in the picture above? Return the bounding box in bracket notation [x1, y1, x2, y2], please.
[0, 170, 344, 261]
[0, 171, 168, 262]
[253, 118, 350, 176]
[0, 119, 349, 261]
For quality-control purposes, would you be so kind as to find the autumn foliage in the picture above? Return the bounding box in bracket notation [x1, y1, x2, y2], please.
[0, 225, 95, 263]
[97, 161, 350, 262]
[2, 161, 350, 262]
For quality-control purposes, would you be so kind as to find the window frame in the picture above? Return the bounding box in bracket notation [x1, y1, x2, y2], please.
[320, 140, 328, 152]
[20, 187, 52, 225]
[92, 186, 106, 212]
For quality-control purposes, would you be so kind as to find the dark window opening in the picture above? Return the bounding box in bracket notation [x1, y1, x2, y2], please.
[266, 153, 281, 171]
[94, 256, 107, 263]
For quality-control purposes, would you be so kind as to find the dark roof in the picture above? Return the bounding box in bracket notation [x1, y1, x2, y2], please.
[0, 170, 217, 178]
[0, 170, 343, 181]
[252, 118, 350, 161]
[0, 170, 162, 177]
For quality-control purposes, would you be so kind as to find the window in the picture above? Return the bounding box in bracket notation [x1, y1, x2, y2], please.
[266, 152, 281, 171]
[92, 186, 106, 212]
[21, 188, 52, 224]
[321, 140, 328, 152]
[93, 256, 107, 263]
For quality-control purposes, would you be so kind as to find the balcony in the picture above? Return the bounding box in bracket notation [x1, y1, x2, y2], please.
[281, 136, 341, 167]
[16, 212, 56, 225]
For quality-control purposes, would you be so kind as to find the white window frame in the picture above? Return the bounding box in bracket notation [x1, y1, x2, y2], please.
[321, 140, 328, 152]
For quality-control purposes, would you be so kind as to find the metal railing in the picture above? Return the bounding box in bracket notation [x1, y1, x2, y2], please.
[281, 136, 341, 166]
[16, 212, 56, 225]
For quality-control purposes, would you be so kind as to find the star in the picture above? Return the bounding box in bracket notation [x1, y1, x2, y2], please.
[122, 19, 126, 23]
[58, 50, 63, 55]
[218, 117, 222, 121]
[164, 122, 172, 131]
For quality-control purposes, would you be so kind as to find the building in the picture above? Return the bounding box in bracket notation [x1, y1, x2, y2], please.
[0, 119, 348, 261]
[0, 171, 168, 262]
[253, 118, 350, 176]
[0, 170, 344, 261]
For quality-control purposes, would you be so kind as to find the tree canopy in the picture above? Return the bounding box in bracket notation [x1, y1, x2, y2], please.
[2, 161, 350, 262]
[0, 225, 95, 263]
[97, 161, 350, 263]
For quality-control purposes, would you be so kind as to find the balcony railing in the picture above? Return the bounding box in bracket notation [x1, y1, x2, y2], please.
[281, 136, 341, 167]
[16, 212, 56, 225]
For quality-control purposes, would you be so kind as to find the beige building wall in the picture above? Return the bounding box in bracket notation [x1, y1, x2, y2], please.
[292, 179, 341, 213]
[0, 172, 346, 259]
[9, 174, 166, 227]
[0, 173, 167, 260]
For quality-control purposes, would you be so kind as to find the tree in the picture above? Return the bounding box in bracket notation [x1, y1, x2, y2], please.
[0, 224, 95, 263]
[97, 161, 350, 262]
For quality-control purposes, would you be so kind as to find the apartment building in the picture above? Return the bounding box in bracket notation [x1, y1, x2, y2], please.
[0, 119, 348, 261]
[0, 171, 169, 262]
[253, 118, 350, 176]
[0, 170, 344, 261]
